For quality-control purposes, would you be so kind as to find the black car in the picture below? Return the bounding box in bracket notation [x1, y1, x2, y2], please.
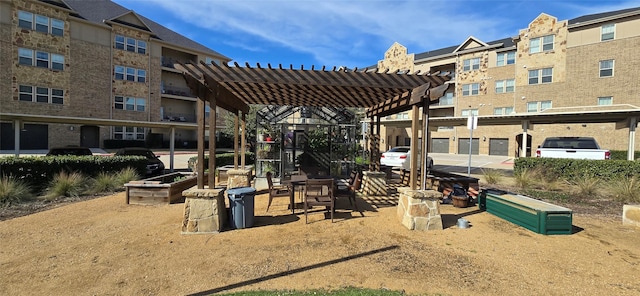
[46, 146, 93, 156]
[114, 147, 165, 176]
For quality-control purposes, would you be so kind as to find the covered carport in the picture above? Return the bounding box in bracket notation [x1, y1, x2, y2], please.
[175, 61, 452, 190]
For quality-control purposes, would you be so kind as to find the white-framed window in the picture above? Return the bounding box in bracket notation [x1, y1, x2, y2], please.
[438, 92, 454, 105]
[463, 57, 480, 71]
[51, 19, 64, 36]
[51, 54, 64, 70]
[35, 51, 49, 68]
[598, 96, 613, 105]
[115, 96, 145, 111]
[462, 83, 480, 96]
[19, 85, 33, 101]
[601, 24, 615, 41]
[18, 48, 33, 65]
[205, 57, 220, 65]
[137, 69, 146, 83]
[35, 14, 49, 33]
[126, 37, 136, 52]
[461, 109, 479, 116]
[136, 98, 146, 111]
[115, 35, 125, 50]
[495, 79, 515, 93]
[114, 66, 125, 80]
[114, 126, 145, 140]
[137, 40, 146, 54]
[114, 96, 124, 109]
[527, 100, 552, 112]
[18, 84, 63, 104]
[529, 35, 554, 54]
[125, 97, 136, 110]
[528, 68, 553, 84]
[493, 107, 514, 115]
[18, 11, 33, 29]
[496, 51, 515, 66]
[126, 67, 135, 81]
[17, 10, 63, 36]
[599, 60, 614, 77]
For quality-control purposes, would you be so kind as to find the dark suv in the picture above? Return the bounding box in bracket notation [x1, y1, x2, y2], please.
[46, 146, 93, 156]
[114, 147, 165, 176]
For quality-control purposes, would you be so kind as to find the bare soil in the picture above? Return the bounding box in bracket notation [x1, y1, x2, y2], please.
[1, 181, 639, 296]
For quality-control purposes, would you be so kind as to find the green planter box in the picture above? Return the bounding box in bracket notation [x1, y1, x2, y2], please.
[479, 189, 573, 235]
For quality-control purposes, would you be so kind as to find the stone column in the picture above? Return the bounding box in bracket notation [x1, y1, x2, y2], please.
[181, 187, 226, 234]
[227, 168, 253, 189]
[396, 187, 443, 231]
[361, 171, 387, 196]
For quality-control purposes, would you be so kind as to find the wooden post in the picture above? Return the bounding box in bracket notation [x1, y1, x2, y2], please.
[410, 105, 420, 190]
[196, 86, 206, 189]
[234, 111, 239, 169]
[241, 112, 247, 168]
[208, 94, 217, 187]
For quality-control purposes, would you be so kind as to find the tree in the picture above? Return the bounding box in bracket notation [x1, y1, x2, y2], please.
[220, 104, 264, 150]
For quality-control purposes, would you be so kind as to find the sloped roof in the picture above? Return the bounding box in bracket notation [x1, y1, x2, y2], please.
[62, 0, 229, 59]
[569, 6, 640, 25]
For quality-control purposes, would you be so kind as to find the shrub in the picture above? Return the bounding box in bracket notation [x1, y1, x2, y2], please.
[514, 167, 537, 189]
[44, 171, 87, 200]
[481, 168, 503, 184]
[568, 175, 602, 198]
[606, 176, 640, 202]
[0, 176, 32, 206]
[115, 167, 140, 187]
[90, 172, 119, 194]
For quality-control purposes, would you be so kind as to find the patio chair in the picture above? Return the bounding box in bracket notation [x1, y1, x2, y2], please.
[303, 178, 335, 223]
[266, 171, 293, 213]
[335, 172, 363, 217]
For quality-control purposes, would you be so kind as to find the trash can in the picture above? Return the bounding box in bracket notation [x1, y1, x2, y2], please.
[227, 186, 257, 229]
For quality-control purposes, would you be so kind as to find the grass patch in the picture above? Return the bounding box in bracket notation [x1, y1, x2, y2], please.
[115, 167, 141, 186]
[481, 168, 503, 185]
[218, 287, 407, 296]
[90, 172, 120, 194]
[44, 171, 87, 201]
[0, 176, 33, 206]
[606, 176, 640, 203]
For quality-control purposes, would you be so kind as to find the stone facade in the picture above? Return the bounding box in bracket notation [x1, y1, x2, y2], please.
[377, 9, 640, 156]
[226, 168, 253, 190]
[396, 188, 443, 231]
[181, 187, 227, 234]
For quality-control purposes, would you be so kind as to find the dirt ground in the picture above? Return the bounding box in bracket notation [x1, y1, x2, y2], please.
[1, 181, 639, 296]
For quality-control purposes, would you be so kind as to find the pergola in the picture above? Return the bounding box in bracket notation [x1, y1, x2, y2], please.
[175, 61, 452, 190]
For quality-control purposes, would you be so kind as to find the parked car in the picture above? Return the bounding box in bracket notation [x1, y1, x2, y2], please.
[380, 146, 433, 171]
[535, 137, 611, 160]
[114, 147, 165, 176]
[46, 146, 93, 156]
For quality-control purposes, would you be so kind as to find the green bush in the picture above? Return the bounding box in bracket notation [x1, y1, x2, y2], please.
[514, 157, 640, 182]
[0, 175, 32, 206]
[187, 152, 255, 172]
[609, 150, 640, 160]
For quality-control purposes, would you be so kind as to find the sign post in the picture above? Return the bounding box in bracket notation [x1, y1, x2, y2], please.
[466, 115, 478, 176]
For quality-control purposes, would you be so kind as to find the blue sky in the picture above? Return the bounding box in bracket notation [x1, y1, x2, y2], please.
[113, 0, 640, 68]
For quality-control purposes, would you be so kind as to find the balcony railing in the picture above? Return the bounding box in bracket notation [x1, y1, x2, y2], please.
[161, 57, 195, 69]
[162, 85, 196, 98]
[162, 112, 195, 123]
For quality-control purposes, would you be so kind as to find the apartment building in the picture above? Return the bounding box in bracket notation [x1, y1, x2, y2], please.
[0, 0, 229, 150]
[377, 7, 640, 157]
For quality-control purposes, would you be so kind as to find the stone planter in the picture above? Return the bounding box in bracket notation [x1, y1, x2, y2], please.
[125, 172, 207, 205]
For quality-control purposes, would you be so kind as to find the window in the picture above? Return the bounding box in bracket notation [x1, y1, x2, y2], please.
[126, 37, 136, 52]
[463, 58, 480, 71]
[493, 107, 514, 115]
[527, 100, 552, 112]
[18, 11, 33, 29]
[125, 97, 136, 110]
[137, 69, 146, 83]
[115, 35, 125, 50]
[136, 98, 146, 111]
[599, 60, 614, 77]
[35, 15, 49, 33]
[205, 57, 220, 65]
[137, 40, 146, 54]
[528, 68, 553, 84]
[19, 85, 33, 101]
[462, 83, 480, 96]
[51, 54, 64, 70]
[51, 89, 64, 104]
[461, 109, 478, 117]
[601, 24, 615, 41]
[114, 126, 145, 140]
[438, 92, 454, 105]
[36, 87, 49, 103]
[114, 96, 124, 109]
[126, 67, 135, 81]
[115, 96, 145, 111]
[529, 35, 554, 53]
[51, 19, 64, 36]
[598, 96, 613, 105]
[496, 51, 515, 66]
[36, 51, 49, 68]
[18, 48, 33, 65]
[495, 79, 515, 93]
[397, 112, 409, 119]
[114, 66, 125, 80]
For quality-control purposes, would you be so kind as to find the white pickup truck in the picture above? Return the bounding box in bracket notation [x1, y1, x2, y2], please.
[535, 137, 611, 160]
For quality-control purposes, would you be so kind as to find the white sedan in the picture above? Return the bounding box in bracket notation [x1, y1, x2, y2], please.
[380, 146, 433, 170]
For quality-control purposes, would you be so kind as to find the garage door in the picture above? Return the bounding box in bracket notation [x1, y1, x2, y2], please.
[0, 123, 48, 150]
[458, 138, 479, 155]
[489, 138, 509, 156]
[431, 138, 450, 153]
